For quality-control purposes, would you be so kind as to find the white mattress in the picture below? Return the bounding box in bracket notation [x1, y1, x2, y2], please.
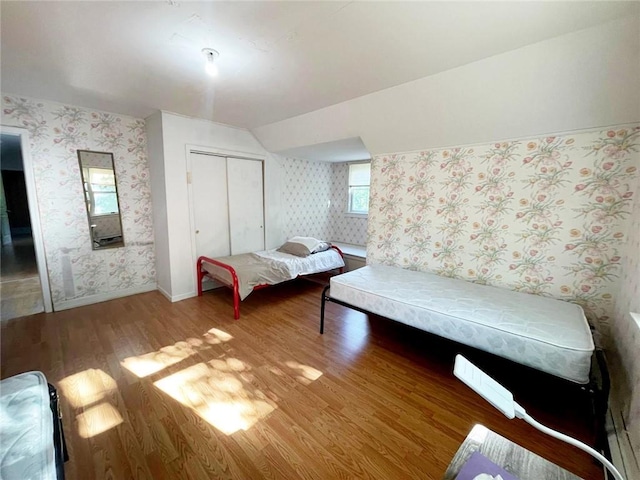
[0, 371, 56, 480]
[330, 265, 594, 384]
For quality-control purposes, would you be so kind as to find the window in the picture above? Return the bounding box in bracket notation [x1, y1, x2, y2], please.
[82, 167, 119, 216]
[347, 162, 371, 215]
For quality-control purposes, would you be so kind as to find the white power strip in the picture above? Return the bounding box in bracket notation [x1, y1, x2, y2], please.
[453, 354, 516, 419]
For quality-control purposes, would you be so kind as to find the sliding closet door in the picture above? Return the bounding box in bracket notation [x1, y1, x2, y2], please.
[227, 157, 265, 254]
[190, 153, 230, 259]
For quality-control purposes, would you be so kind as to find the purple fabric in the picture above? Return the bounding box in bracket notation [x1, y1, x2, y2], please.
[455, 451, 519, 480]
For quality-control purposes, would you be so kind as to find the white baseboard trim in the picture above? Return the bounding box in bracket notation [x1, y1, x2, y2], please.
[170, 291, 198, 302]
[156, 286, 197, 303]
[54, 284, 158, 311]
[157, 285, 173, 302]
[607, 401, 640, 480]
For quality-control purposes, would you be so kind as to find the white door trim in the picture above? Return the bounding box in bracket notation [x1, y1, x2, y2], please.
[0, 125, 54, 313]
[186, 144, 266, 163]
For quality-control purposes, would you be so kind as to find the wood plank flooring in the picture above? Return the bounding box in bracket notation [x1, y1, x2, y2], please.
[1, 236, 44, 320]
[1, 280, 603, 479]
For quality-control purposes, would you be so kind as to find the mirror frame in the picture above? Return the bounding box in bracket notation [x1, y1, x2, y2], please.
[77, 149, 125, 250]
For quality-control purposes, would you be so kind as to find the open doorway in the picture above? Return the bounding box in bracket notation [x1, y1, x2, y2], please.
[1, 130, 52, 320]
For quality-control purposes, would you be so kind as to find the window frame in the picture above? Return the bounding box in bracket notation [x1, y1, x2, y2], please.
[346, 161, 371, 217]
[82, 167, 119, 217]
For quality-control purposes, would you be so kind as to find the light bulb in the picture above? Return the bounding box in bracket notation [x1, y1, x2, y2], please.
[202, 48, 219, 77]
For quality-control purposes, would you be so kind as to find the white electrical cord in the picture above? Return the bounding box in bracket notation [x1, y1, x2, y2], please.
[513, 402, 624, 480]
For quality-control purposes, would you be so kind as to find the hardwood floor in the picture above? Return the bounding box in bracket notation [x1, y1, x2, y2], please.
[1, 235, 44, 320]
[1, 280, 603, 479]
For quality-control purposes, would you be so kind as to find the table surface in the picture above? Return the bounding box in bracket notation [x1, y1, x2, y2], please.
[442, 424, 583, 480]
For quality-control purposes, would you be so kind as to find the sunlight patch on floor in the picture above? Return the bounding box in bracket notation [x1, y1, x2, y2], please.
[284, 360, 323, 385]
[121, 327, 234, 378]
[122, 339, 205, 377]
[58, 368, 122, 438]
[154, 360, 276, 435]
[120, 325, 326, 436]
[204, 327, 234, 344]
[77, 402, 123, 438]
[58, 368, 117, 408]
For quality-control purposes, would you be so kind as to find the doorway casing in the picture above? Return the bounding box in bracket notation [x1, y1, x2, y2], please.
[1, 125, 53, 313]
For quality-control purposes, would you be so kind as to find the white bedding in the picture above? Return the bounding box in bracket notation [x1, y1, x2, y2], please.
[203, 248, 344, 300]
[254, 249, 344, 277]
[330, 265, 594, 384]
[0, 371, 56, 480]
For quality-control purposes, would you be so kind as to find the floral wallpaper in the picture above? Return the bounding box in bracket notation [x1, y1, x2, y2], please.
[1, 94, 155, 308]
[368, 125, 640, 336]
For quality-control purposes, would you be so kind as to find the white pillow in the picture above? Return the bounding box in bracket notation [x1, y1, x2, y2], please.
[312, 241, 331, 253]
[287, 236, 323, 253]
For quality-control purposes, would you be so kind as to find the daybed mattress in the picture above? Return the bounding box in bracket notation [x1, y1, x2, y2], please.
[203, 248, 344, 300]
[330, 265, 594, 384]
[0, 371, 56, 480]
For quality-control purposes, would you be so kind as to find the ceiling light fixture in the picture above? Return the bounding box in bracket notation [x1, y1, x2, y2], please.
[202, 48, 219, 77]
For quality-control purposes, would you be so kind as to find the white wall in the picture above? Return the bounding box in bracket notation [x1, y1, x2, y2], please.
[147, 111, 282, 300]
[145, 112, 171, 296]
[253, 16, 640, 155]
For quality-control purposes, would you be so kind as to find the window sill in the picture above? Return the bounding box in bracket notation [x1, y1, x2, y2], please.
[331, 242, 366, 258]
[344, 212, 368, 218]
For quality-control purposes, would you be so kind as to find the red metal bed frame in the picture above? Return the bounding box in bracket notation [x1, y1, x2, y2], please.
[196, 246, 344, 319]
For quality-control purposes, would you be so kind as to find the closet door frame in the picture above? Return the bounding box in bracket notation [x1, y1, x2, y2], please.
[185, 144, 266, 293]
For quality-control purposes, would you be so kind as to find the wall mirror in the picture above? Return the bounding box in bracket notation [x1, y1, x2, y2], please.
[77, 150, 124, 249]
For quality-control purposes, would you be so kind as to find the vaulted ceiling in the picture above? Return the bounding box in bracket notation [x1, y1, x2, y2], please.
[1, 1, 636, 129]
